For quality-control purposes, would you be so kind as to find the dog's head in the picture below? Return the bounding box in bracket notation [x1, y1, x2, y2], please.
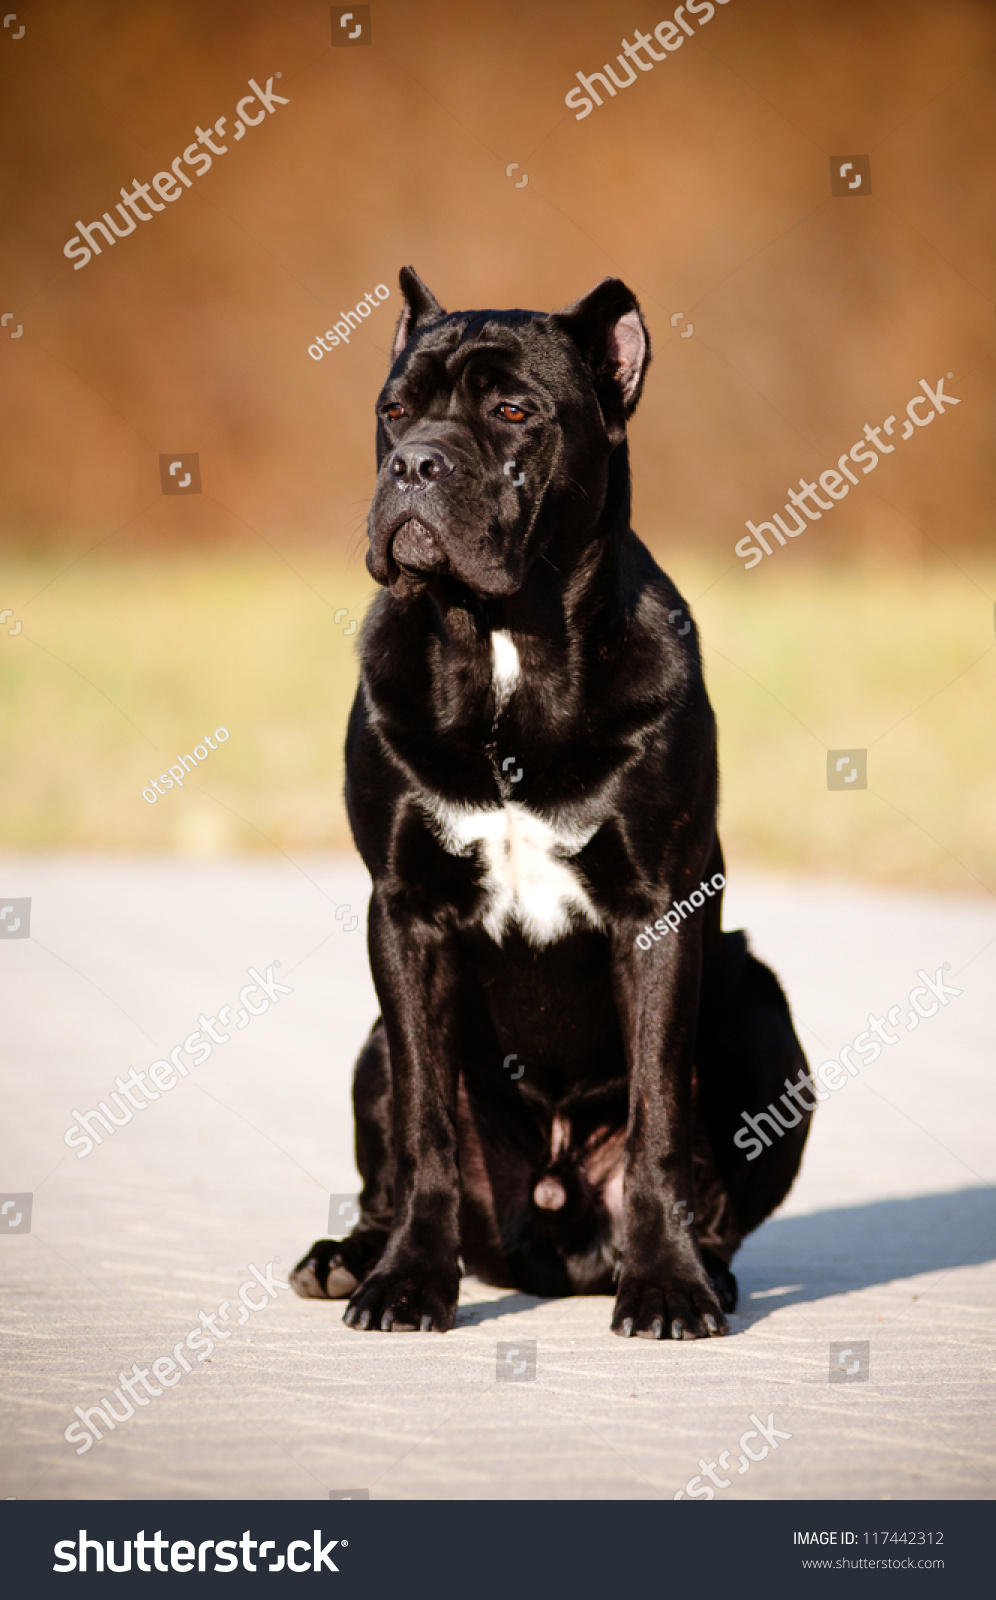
[366, 268, 651, 601]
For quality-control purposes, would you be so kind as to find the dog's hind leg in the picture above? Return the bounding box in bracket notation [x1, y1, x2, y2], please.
[290, 1020, 394, 1299]
[696, 931, 813, 1261]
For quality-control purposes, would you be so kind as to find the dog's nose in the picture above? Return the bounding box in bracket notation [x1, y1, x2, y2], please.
[388, 445, 455, 489]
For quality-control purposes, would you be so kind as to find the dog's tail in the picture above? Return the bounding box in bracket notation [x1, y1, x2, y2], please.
[696, 930, 813, 1241]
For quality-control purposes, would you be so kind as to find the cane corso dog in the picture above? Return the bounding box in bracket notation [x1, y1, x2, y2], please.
[291, 268, 811, 1338]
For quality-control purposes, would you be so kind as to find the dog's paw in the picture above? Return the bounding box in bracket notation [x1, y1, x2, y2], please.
[344, 1267, 458, 1333]
[701, 1250, 738, 1314]
[290, 1239, 360, 1300]
[611, 1270, 729, 1340]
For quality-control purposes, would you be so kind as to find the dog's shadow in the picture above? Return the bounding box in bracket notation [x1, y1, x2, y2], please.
[729, 1185, 996, 1323]
[457, 1187, 996, 1327]
[455, 1292, 549, 1326]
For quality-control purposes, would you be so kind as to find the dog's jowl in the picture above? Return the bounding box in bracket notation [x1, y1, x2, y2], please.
[291, 268, 812, 1338]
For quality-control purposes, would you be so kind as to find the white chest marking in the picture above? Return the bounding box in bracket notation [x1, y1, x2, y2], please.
[490, 629, 520, 712]
[428, 799, 603, 947]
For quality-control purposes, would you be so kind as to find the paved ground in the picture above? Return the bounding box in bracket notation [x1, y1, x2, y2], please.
[1, 856, 994, 1501]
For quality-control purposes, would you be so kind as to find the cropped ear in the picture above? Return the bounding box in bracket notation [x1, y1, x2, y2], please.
[392, 266, 445, 359]
[550, 278, 650, 434]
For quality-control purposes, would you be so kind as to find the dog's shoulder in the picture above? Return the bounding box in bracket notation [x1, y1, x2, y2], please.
[611, 532, 707, 698]
[618, 531, 691, 623]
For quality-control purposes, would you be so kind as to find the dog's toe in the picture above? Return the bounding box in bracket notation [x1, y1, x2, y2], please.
[289, 1252, 331, 1299]
[612, 1272, 729, 1340]
[326, 1262, 359, 1296]
[290, 1239, 356, 1300]
[344, 1267, 458, 1333]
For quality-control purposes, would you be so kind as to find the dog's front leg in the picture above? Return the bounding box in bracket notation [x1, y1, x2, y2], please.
[610, 921, 728, 1340]
[343, 892, 462, 1332]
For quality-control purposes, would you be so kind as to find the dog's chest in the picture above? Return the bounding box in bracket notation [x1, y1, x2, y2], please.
[421, 629, 603, 947]
[428, 799, 603, 946]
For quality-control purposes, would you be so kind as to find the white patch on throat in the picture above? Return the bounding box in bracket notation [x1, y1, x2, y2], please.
[426, 798, 603, 947]
[490, 629, 520, 712]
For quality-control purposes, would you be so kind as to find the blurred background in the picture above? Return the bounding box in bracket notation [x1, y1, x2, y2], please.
[1, 0, 993, 889]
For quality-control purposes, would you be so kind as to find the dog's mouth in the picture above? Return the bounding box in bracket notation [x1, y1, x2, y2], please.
[367, 509, 526, 601]
[390, 516, 449, 575]
[374, 516, 451, 599]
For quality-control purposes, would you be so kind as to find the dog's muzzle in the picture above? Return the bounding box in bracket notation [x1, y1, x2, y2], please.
[391, 517, 448, 574]
[368, 444, 456, 587]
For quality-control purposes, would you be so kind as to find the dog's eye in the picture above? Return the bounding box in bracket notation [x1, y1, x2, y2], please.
[495, 403, 527, 423]
[382, 403, 405, 421]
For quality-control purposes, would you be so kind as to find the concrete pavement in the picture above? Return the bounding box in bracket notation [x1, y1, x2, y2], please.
[1, 856, 994, 1500]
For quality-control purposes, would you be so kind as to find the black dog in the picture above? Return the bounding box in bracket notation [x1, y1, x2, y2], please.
[291, 268, 811, 1338]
